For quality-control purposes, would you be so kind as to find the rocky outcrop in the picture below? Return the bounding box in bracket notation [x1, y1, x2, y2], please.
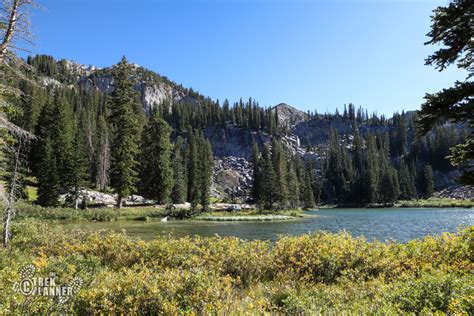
[40, 58, 201, 114]
[58, 189, 155, 206]
[433, 186, 474, 200]
[212, 156, 253, 203]
[271, 103, 308, 127]
[204, 125, 270, 159]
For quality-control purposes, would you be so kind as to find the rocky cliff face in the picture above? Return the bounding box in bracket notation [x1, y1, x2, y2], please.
[272, 103, 309, 127]
[41, 59, 201, 113]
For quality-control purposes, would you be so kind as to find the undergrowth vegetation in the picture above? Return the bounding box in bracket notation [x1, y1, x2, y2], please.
[13, 202, 168, 222]
[397, 198, 474, 208]
[0, 223, 472, 314]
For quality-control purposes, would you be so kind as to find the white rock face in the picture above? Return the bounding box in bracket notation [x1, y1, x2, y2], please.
[40, 76, 62, 88]
[271, 103, 309, 127]
[42, 58, 201, 114]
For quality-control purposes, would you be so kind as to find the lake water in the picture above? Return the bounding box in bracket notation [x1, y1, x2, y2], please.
[62, 208, 474, 243]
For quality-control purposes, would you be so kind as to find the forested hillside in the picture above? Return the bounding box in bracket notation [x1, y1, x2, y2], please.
[3, 54, 471, 209]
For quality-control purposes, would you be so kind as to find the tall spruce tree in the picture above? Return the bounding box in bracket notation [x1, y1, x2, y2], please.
[251, 141, 262, 203]
[199, 135, 214, 211]
[417, 0, 473, 184]
[260, 144, 276, 209]
[187, 129, 200, 209]
[171, 137, 187, 204]
[50, 93, 75, 190]
[398, 160, 418, 200]
[94, 114, 110, 191]
[37, 137, 60, 207]
[109, 57, 141, 208]
[140, 111, 174, 204]
[69, 115, 89, 209]
[302, 159, 316, 209]
[271, 138, 289, 208]
[287, 156, 300, 209]
[423, 165, 435, 198]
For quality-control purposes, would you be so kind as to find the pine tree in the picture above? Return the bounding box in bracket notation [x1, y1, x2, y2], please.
[418, 0, 473, 184]
[366, 135, 379, 204]
[50, 93, 75, 190]
[398, 160, 417, 200]
[260, 144, 276, 209]
[271, 138, 289, 208]
[30, 96, 55, 175]
[423, 165, 435, 198]
[251, 142, 262, 203]
[37, 137, 60, 207]
[69, 116, 89, 209]
[171, 137, 187, 204]
[109, 57, 141, 208]
[287, 157, 300, 209]
[302, 159, 315, 209]
[199, 136, 214, 211]
[187, 130, 200, 209]
[140, 111, 174, 204]
[324, 129, 350, 204]
[94, 115, 110, 190]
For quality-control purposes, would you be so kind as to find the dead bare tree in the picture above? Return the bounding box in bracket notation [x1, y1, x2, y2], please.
[3, 135, 22, 245]
[96, 129, 110, 191]
[0, 0, 39, 63]
[0, 0, 38, 246]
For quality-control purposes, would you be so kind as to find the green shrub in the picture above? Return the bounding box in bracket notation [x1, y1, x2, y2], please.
[0, 222, 472, 314]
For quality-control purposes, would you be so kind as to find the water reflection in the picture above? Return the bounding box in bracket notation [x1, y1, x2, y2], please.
[62, 208, 474, 243]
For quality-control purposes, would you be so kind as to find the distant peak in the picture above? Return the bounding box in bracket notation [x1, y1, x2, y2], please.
[272, 102, 308, 126]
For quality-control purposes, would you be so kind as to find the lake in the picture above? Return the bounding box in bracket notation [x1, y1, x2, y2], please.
[62, 208, 474, 243]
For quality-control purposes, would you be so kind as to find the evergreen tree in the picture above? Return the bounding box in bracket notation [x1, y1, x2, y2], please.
[94, 115, 110, 190]
[198, 136, 214, 211]
[302, 159, 316, 209]
[378, 165, 398, 204]
[423, 165, 435, 198]
[287, 157, 300, 209]
[260, 144, 276, 209]
[171, 137, 187, 204]
[251, 142, 262, 203]
[366, 135, 379, 204]
[187, 130, 200, 209]
[140, 111, 174, 204]
[324, 129, 350, 204]
[418, 0, 473, 184]
[109, 57, 141, 208]
[50, 93, 75, 190]
[30, 96, 55, 175]
[398, 160, 417, 200]
[37, 137, 60, 207]
[271, 138, 289, 208]
[69, 116, 89, 209]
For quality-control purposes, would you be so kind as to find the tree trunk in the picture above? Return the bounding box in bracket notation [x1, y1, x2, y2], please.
[74, 187, 79, 210]
[116, 195, 123, 209]
[3, 138, 22, 246]
[0, 0, 20, 63]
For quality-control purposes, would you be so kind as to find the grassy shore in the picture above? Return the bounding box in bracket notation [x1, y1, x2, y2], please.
[196, 214, 296, 221]
[13, 201, 168, 222]
[318, 198, 474, 209]
[197, 209, 305, 221]
[12, 201, 307, 222]
[0, 222, 472, 314]
[396, 198, 474, 208]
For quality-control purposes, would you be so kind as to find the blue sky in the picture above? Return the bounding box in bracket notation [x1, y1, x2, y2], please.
[26, 0, 466, 115]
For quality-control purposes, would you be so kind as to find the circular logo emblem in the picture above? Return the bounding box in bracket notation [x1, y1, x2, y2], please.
[19, 278, 34, 295]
